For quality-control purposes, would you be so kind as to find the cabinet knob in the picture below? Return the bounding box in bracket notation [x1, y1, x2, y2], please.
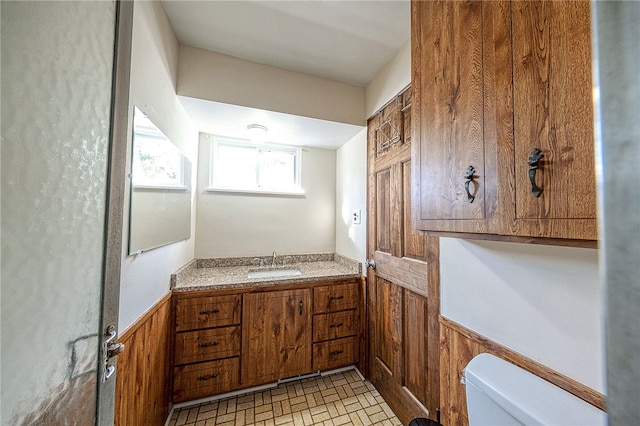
[365, 259, 376, 269]
[464, 166, 477, 203]
[527, 148, 544, 198]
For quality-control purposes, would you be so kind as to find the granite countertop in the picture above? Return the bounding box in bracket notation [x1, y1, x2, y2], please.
[171, 253, 361, 292]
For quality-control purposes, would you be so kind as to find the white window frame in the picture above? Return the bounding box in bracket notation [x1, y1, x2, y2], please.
[131, 116, 187, 191]
[207, 136, 303, 195]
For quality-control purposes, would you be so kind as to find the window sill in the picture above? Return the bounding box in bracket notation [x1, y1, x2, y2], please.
[133, 185, 188, 191]
[205, 187, 306, 197]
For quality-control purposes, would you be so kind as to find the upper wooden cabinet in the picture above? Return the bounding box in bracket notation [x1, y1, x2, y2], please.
[411, 0, 597, 241]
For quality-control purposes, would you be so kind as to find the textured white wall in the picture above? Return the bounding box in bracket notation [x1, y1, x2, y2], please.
[195, 133, 336, 258]
[441, 238, 604, 392]
[1, 2, 115, 423]
[178, 45, 366, 126]
[335, 129, 367, 263]
[119, 1, 198, 330]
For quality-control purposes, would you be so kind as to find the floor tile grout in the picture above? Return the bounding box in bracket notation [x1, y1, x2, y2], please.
[168, 370, 402, 426]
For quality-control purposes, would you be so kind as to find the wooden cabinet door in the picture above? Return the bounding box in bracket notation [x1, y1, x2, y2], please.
[367, 86, 440, 424]
[412, 0, 488, 227]
[510, 0, 597, 239]
[412, 0, 597, 241]
[242, 289, 312, 386]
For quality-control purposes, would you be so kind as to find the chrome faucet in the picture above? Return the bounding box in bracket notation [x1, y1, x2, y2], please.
[271, 251, 277, 268]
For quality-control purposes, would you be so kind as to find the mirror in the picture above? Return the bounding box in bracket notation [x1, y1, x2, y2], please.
[128, 106, 192, 254]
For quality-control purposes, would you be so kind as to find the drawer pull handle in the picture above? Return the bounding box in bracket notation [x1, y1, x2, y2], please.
[329, 350, 344, 356]
[329, 296, 344, 301]
[464, 165, 477, 203]
[299, 300, 303, 316]
[527, 148, 544, 198]
[199, 308, 220, 315]
[196, 374, 218, 381]
[329, 323, 344, 328]
[198, 341, 219, 348]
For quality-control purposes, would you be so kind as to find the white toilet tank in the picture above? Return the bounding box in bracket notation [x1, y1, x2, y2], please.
[463, 353, 606, 425]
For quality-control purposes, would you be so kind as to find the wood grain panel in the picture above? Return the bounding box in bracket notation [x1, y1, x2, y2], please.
[373, 250, 428, 297]
[425, 236, 441, 418]
[313, 310, 358, 342]
[312, 336, 358, 371]
[412, 0, 510, 235]
[403, 291, 428, 406]
[403, 160, 427, 261]
[175, 293, 241, 332]
[439, 316, 605, 425]
[115, 292, 172, 426]
[373, 278, 402, 375]
[174, 325, 241, 365]
[401, 89, 412, 145]
[416, 0, 486, 221]
[512, 0, 595, 221]
[242, 289, 312, 386]
[376, 169, 392, 253]
[313, 282, 358, 313]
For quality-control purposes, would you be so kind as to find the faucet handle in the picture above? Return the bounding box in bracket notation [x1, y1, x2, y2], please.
[252, 258, 264, 268]
[282, 256, 293, 267]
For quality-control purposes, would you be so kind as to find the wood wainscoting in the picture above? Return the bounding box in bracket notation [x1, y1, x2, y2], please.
[115, 292, 173, 426]
[439, 316, 605, 425]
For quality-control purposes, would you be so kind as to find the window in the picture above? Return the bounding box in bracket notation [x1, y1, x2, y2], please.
[209, 138, 302, 194]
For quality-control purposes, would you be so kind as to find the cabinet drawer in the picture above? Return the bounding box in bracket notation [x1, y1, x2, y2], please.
[313, 282, 358, 313]
[175, 294, 241, 332]
[173, 357, 240, 403]
[313, 310, 357, 342]
[175, 326, 241, 365]
[312, 336, 358, 371]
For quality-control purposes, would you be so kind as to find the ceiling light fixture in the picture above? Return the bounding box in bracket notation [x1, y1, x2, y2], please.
[247, 124, 268, 143]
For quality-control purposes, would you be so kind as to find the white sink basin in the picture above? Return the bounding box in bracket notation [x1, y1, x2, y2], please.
[247, 268, 302, 279]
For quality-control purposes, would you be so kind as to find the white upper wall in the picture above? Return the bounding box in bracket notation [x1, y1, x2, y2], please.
[177, 45, 366, 126]
[119, 1, 198, 331]
[335, 129, 367, 263]
[365, 39, 411, 118]
[334, 39, 412, 264]
[195, 133, 336, 258]
[441, 238, 605, 393]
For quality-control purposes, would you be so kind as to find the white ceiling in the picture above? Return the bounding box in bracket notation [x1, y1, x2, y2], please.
[162, 0, 411, 149]
[179, 96, 364, 150]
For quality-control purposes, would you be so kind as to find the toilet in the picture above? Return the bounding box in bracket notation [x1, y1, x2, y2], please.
[463, 353, 607, 425]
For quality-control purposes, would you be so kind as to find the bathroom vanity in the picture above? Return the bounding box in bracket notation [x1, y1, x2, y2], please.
[170, 254, 363, 403]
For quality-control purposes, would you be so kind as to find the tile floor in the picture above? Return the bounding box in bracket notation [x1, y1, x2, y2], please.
[168, 369, 402, 426]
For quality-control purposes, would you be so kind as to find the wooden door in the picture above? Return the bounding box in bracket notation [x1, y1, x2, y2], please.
[367, 87, 440, 424]
[511, 0, 597, 239]
[242, 289, 312, 386]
